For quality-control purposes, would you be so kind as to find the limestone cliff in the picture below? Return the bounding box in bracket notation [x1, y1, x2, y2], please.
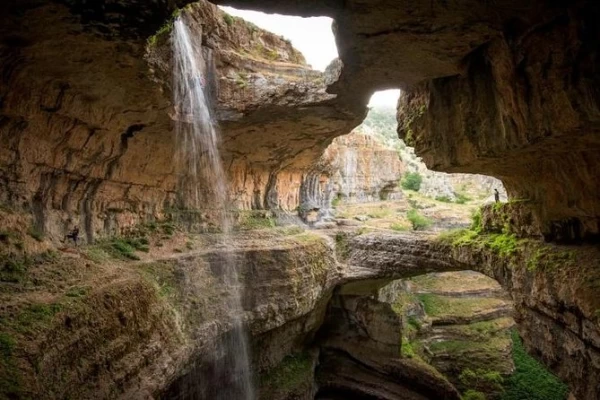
[320, 131, 404, 205]
[0, 0, 365, 243]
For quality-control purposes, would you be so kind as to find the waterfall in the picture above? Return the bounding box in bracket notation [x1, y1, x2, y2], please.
[171, 17, 254, 400]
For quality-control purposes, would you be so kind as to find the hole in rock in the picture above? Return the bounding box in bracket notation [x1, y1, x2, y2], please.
[218, 6, 337, 71]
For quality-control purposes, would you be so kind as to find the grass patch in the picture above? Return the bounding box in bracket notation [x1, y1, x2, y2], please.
[260, 352, 313, 394]
[526, 247, 576, 271]
[401, 337, 416, 358]
[331, 193, 343, 208]
[435, 195, 452, 203]
[390, 222, 410, 232]
[92, 236, 150, 261]
[418, 294, 505, 319]
[437, 228, 520, 258]
[463, 390, 487, 400]
[455, 192, 472, 204]
[0, 332, 20, 398]
[65, 286, 88, 298]
[407, 209, 432, 230]
[501, 330, 569, 400]
[460, 368, 504, 397]
[223, 13, 234, 26]
[238, 211, 277, 230]
[0, 257, 28, 283]
[13, 303, 62, 334]
[147, 8, 182, 47]
[334, 232, 350, 259]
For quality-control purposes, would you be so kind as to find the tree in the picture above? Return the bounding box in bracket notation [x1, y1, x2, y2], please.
[401, 172, 422, 191]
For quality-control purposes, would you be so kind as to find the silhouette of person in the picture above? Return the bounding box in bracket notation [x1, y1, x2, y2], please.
[494, 189, 500, 203]
[65, 226, 80, 245]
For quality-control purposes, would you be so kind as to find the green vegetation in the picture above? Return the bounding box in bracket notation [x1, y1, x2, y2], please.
[260, 353, 313, 394]
[401, 172, 423, 192]
[435, 195, 452, 203]
[147, 8, 183, 47]
[334, 232, 350, 259]
[463, 390, 487, 400]
[91, 236, 151, 261]
[501, 331, 569, 400]
[27, 226, 44, 242]
[0, 332, 20, 397]
[0, 256, 28, 283]
[238, 211, 277, 230]
[401, 337, 416, 358]
[471, 209, 483, 232]
[66, 286, 88, 298]
[460, 368, 504, 397]
[12, 303, 62, 334]
[455, 192, 472, 204]
[526, 247, 576, 272]
[331, 193, 343, 208]
[437, 229, 519, 258]
[223, 13, 234, 26]
[406, 209, 431, 230]
[360, 106, 399, 146]
[390, 222, 410, 232]
[418, 294, 505, 319]
[367, 208, 392, 219]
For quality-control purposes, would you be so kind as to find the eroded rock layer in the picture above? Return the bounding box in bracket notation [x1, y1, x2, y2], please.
[0, 0, 365, 242]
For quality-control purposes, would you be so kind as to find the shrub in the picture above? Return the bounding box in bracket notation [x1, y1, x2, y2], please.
[435, 195, 452, 203]
[455, 192, 472, 204]
[463, 390, 487, 400]
[471, 209, 483, 233]
[223, 14, 234, 26]
[401, 172, 423, 191]
[331, 193, 342, 208]
[390, 223, 410, 232]
[407, 209, 431, 230]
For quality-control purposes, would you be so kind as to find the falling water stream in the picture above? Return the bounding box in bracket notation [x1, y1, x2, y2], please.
[172, 16, 254, 400]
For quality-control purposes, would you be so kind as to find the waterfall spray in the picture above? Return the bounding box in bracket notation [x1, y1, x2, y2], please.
[172, 15, 254, 400]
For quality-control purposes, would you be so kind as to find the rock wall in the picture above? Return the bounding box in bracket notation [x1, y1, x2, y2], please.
[0, 0, 365, 243]
[320, 131, 404, 205]
[346, 232, 600, 400]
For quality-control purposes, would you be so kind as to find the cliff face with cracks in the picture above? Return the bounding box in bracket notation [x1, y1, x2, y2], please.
[0, 0, 365, 242]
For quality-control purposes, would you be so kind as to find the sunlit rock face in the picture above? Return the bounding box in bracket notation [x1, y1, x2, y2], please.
[216, 0, 600, 243]
[0, 0, 365, 242]
[321, 131, 404, 204]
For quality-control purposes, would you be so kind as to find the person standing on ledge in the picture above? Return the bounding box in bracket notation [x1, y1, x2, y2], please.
[494, 188, 500, 203]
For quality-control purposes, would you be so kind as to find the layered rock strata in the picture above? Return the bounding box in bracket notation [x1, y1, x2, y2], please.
[320, 131, 404, 204]
[347, 232, 600, 400]
[0, 0, 365, 243]
[380, 271, 515, 398]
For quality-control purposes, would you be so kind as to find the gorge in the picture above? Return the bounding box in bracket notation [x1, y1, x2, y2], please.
[1, 0, 599, 399]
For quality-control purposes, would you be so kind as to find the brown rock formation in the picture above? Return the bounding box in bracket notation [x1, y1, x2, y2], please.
[0, 0, 365, 243]
[345, 231, 600, 400]
[212, 0, 600, 241]
[320, 131, 404, 204]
